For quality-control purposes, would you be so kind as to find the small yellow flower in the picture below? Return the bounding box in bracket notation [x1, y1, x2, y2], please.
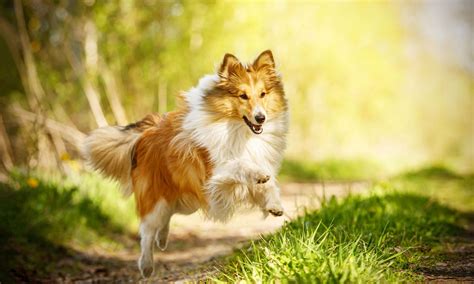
[27, 177, 39, 188]
[61, 152, 71, 161]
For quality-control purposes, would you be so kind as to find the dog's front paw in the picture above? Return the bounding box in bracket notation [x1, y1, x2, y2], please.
[267, 204, 284, 217]
[251, 170, 271, 184]
[257, 174, 270, 184]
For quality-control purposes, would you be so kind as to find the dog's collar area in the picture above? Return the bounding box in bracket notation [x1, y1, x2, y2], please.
[243, 116, 263, 134]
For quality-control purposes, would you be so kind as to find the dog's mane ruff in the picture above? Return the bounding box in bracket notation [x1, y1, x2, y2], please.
[169, 75, 219, 161]
[178, 74, 289, 221]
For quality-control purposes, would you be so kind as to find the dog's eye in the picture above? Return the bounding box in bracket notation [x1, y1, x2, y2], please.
[260, 92, 266, 98]
[239, 93, 249, 100]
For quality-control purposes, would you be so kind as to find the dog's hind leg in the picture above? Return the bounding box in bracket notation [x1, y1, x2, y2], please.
[138, 199, 172, 278]
[155, 215, 171, 251]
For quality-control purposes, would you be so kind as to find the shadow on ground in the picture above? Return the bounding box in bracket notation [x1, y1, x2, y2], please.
[415, 213, 474, 282]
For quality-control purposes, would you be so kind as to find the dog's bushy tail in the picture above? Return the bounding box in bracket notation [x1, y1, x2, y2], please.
[83, 114, 161, 196]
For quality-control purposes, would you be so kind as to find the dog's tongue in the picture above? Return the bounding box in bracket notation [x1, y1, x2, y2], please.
[253, 124, 263, 134]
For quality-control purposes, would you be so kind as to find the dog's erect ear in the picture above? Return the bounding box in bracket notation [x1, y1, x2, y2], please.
[218, 53, 241, 78]
[253, 50, 275, 70]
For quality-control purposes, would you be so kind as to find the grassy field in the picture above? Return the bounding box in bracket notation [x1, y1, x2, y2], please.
[0, 172, 138, 282]
[0, 163, 472, 282]
[217, 168, 473, 282]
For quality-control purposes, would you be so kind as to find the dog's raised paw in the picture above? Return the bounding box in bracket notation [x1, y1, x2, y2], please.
[257, 174, 270, 184]
[157, 238, 168, 251]
[247, 166, 271, 184]
[155, 232, 169, 251]
[268, 208, 284, 216]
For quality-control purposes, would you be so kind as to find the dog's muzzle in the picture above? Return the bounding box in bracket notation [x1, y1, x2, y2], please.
[243, 116, 263, 134]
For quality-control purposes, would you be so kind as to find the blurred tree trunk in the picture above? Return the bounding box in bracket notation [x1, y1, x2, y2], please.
[102, 64, 128, 125]
[0, 114, 14, 172]
[12, 105, 86, 152]
[65, 43, 108, 128]
[14, 0, 45, 109]
[13, 0, 66, 171]
[64, 18, 109, 128]
[0, 0, 83, 173]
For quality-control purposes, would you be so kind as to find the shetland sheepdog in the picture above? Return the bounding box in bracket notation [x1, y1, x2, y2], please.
[83, 50, 288, 277]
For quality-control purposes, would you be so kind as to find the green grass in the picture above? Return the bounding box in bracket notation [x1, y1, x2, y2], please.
[1, 164, 471, 282]
[398, 164, 462, 179]
[393, 165, 474, 212]
[279, 158, 382, 182]
[217, 175, 471, 283]
[68, 173, 138, 231]
[0, 172, 137, 282]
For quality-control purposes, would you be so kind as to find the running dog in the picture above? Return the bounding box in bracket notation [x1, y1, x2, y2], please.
[83, 50, 289, 277]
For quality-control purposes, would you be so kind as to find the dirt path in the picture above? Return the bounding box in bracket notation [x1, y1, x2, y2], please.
[416, 215, 474, 283]
[50, 182, 367, 283]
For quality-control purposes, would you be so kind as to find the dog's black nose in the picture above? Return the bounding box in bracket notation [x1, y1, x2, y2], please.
[255, 113, 266, 124]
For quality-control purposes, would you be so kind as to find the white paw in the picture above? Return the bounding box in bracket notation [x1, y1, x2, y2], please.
[267, 204, 284, 217]
[250, 170, 271, 184]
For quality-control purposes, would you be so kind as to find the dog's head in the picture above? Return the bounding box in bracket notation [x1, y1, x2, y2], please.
[204, 50, 287, 134]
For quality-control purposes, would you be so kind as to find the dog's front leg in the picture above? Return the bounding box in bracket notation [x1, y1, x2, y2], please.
[209, 159, 271, 187]
[220, 159, 271, 184]
[250, 178, 285, 217]
[205, 159, 271, 221]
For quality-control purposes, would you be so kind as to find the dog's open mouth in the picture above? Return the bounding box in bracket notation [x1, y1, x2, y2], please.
[243, 116, 263, 134]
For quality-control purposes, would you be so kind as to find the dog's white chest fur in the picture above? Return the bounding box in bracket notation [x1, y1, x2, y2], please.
[195, 119, 287, 175]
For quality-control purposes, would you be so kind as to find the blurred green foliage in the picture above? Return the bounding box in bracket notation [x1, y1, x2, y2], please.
[280, 158, 381, 181]
[0, 1, 472, 174]
[399, 164, 462, 179]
